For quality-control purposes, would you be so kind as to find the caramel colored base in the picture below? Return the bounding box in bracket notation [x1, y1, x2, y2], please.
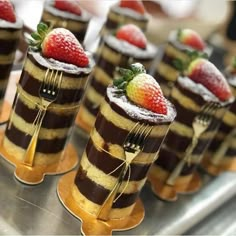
[0, 131, 79, 185]
[202, 155, 236, 176]
[57, 171, 145, 236]
[0, 101, 11, 125]
[75, 113, 92, 134]
[148, 171, 202, 202]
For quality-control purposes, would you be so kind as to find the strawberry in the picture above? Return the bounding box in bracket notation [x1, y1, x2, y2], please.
[120, 0, 146, 15]
[54, 0, 81, 16]
[0, 0, 16, 23]
[116, 24, 147, 49]
[30, 23, 89, 67]
[114, 63, 167, 115]
[187, 58, 232, 101]
[178, 29, 205, 51]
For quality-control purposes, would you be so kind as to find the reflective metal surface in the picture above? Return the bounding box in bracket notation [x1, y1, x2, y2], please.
[0, 122, 235, 235]
[187, 195, 236, 236]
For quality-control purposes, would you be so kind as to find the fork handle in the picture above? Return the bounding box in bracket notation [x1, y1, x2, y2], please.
[23, 108, 47, 167]
[166, 136, 198, 186]
[97, 163, 128, 221]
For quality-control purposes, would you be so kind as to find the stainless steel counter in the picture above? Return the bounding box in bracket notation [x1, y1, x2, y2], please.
[0, 124, 235, 235]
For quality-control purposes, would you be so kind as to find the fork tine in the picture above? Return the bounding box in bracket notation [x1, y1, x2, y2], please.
[139, 125, 153, 148]
[51, 70, 58, 94]
[55, 71, 63, 92]
[124, 122, 140, 146]
[42, 68, 50, 92]
[131, 123, 149, 148]
[129, 123, 145, 147]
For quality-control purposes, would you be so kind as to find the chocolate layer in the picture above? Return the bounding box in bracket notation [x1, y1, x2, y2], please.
[83, 98, 100, 117]
[96, 56, 115, 78]
[0, 39, 19, 55]
[164, 130, 212, 155]
[14, 98, 75, 129]
[86, 139, 151, 181]
[161, 53, 176, 68]
[0, 64, 12, 80]
[75, 166, 139, 208]
[225, 148, 236, 157]
[89, 74, 108, 96]
[104, 17, 118, 30]
[95, 112, 164, 153]
[19, 70, 84, 104]
[155, 148, 196, 175]
[6, 124, 67, 153]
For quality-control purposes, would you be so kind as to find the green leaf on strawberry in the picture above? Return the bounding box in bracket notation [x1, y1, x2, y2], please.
[114, 63, 167, 115]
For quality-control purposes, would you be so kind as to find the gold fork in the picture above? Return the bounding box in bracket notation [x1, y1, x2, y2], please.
[23, 68, 63, 167]
[166, 102, 219, 186]
[97, 122, 153, 221]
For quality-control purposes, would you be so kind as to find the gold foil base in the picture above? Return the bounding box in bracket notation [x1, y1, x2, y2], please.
[148, 171, 202, 202]
[57, 171, 145, 236]
[202, 155, 236, 176]
[0, 101, 11, 125]
[75, 114, 92, 134]
[0, 131, 79, 185]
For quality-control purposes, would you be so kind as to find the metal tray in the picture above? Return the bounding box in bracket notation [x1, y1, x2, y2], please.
[0, 72, 236, 235]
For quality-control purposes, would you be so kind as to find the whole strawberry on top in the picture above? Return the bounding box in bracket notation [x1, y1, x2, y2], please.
[178, 29, 205, 51]
[187, 58, 232, 101]
[114, 63, 167, 114]
[119, 0, 146, 15]
[0, 0, 16, 23]
[116, 24, 147, 49]
[30, 22, 89, 67]
[54, 0, 81, 16]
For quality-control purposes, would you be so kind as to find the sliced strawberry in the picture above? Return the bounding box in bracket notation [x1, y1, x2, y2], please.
[54, 0, 81, 16]
[120, 0, 146, 15]
[30, 23, 89, 67]
[116, 24, 147, 49]
[0, 0, 16, 23]
[188, 58, 232, 101]
[178, 29, 205, 51]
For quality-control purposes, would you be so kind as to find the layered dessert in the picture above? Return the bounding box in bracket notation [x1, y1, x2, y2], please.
[73, 63, 176, 219]
[149, 58, 234, 196]
[77, 24, 157, 132]
[100, 0, 149, 37]
[41, 0, 91, 44]
[0, 0, 23, 111]
[203, 58, 236, 173]
[3, 23, 94, 165]
[154, 28, 208, 97]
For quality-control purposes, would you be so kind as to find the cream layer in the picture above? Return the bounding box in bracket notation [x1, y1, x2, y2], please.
[24, 58, 88, 89]
[10, 110, 69, 140]
[42, 11, 87, 31]
[156, 61, 179, 82]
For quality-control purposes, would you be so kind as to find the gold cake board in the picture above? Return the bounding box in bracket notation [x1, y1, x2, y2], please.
[0, 101, 11, 125]
[57, 171, 145, 236]
[148, 171, 202, 202]
[202, 155, 236, 176]
[0, 131, 79, 185]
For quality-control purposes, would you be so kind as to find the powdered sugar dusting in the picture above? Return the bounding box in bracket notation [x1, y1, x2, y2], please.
[30, 51, 94, 75]
[111, 3, 149, 21]
[107, 86, 176, 124]
[44, 0, 91, 22]
[0, 16, 23, 29]
[105, 35, 157, 59]
[178, 76, 233, 105]
[168, 30, 211, 55]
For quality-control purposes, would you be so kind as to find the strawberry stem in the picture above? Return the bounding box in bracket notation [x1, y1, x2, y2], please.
[114, 63, 146, 91]
[29, 22, 49, 51]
